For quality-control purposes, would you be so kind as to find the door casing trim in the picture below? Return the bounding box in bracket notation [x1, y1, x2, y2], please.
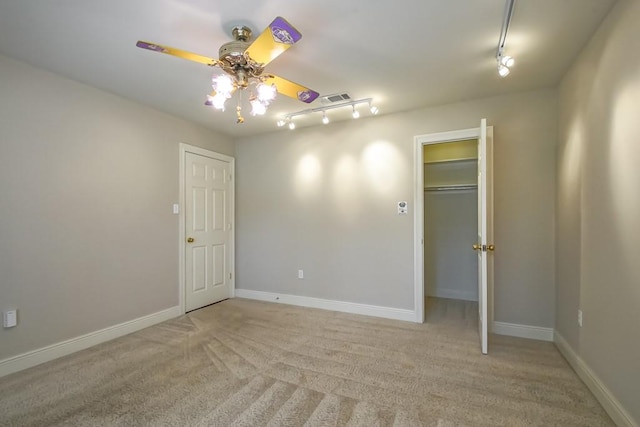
[413, 127, 493, 324]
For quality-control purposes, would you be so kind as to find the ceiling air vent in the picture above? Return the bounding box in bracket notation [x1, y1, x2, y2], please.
[320, 92, 352, 104]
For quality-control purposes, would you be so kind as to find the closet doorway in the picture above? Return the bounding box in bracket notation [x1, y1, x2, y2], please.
[424, 139, 478, 301]
[413, 120, 494, 354]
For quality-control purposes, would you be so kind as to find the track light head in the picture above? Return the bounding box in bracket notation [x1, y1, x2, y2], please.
[500, 55, 515, 68]
[322, 111, 329, 124]
[352, 105, 360, 119]
[497, 63, 511, 77]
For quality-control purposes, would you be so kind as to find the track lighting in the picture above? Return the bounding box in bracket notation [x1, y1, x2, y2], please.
[497, 53, 514, 77]
[276, 98, 378, 129]
[497, 63, 511, 77]
[500, 55, 515, 68]
[495, 0, 516, 78]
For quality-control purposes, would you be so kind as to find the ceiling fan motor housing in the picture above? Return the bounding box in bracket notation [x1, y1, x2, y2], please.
[219, 39, 250, 63]
[218, 26, 264, 83]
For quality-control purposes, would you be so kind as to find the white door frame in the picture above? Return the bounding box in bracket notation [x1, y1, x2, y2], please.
[413, 127, 493, 325]
[179, 143, 235, 314]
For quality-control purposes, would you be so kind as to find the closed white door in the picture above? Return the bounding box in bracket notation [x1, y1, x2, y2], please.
[185, 151, 232, 312]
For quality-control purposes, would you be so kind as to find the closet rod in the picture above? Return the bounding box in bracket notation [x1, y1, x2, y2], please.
[424, 184, 478, 192]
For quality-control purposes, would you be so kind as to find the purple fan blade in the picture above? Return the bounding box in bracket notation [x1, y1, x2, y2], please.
[269, 17, 302, 45]
[136, 41, 167, 53]
[298, 89, 320, 103]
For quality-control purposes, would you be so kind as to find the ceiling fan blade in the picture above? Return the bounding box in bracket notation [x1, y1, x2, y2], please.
[136, 41, 219, 67]
[264, 75, 319, 104]
[245, 17, 302, 66]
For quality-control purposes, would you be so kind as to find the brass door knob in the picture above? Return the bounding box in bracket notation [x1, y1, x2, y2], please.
[472, 244, 495, 251]
[187, 237, 194, 243]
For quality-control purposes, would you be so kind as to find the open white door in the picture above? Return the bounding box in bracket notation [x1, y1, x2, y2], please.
[476, 118, 493, 354]
[414, 125, 493, 354]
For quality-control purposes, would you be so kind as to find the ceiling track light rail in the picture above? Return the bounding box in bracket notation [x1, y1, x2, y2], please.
[496, 0, 516, 77]
[277, 98, 378, 129]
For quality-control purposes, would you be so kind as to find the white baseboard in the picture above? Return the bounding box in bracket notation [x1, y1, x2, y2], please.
[235, 289, 416, 322]
[492, 321, 554, 341]
[554, 332, 637, 427]
[0, 305, 182, 378]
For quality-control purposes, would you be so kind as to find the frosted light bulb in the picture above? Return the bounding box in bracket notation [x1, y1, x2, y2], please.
[250, 99, 267, 116]
[212, 74, 234, 97]
[256, 83, 277, 103]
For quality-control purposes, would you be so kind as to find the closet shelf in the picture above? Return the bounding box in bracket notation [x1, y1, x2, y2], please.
[424, 184, 477, 192]
[424, 157, 477, 165]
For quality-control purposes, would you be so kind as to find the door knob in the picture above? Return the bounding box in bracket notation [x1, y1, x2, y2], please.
[187, 237, 194, 243]
[473, 244, 495, 251]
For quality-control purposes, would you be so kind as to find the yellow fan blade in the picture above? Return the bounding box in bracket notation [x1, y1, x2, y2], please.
[245, 17, 302, 66]
[136, 41, 219, 67]
[263, 75, 319, 104]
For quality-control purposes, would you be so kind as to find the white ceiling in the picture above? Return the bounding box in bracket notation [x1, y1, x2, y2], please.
[0, 0, 616, 138]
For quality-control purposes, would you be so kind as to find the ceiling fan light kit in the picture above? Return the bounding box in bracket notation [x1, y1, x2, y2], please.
[496, 0, 516, 78]
[136, 16, 319, 123]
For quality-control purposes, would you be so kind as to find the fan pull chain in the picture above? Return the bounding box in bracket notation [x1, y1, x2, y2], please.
[236, 89, 245, 123]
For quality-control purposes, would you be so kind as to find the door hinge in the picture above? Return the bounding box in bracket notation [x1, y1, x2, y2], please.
[229, 272, 232, 280]
[228, 223, 233, 230]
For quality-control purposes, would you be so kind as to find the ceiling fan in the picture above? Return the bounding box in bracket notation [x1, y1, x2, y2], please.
[136, 16, 319, 123]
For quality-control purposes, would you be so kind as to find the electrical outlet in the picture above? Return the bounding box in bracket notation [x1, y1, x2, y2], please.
[578, 310, 583, 327]
[298, 269, 304, 279]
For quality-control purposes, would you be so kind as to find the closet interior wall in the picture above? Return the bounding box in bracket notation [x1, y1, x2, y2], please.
[424, 140, 479, 302]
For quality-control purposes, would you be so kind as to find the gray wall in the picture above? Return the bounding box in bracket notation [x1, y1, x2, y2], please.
[557, 0, 640, 422]
[0, 55, 233, 360]
[235, 89, 557, 327]
[424, 158, 478, 301]
[424, 189, 478, 301]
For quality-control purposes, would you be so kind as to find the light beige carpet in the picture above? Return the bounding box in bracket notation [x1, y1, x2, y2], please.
[0, 298, 613, 426]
